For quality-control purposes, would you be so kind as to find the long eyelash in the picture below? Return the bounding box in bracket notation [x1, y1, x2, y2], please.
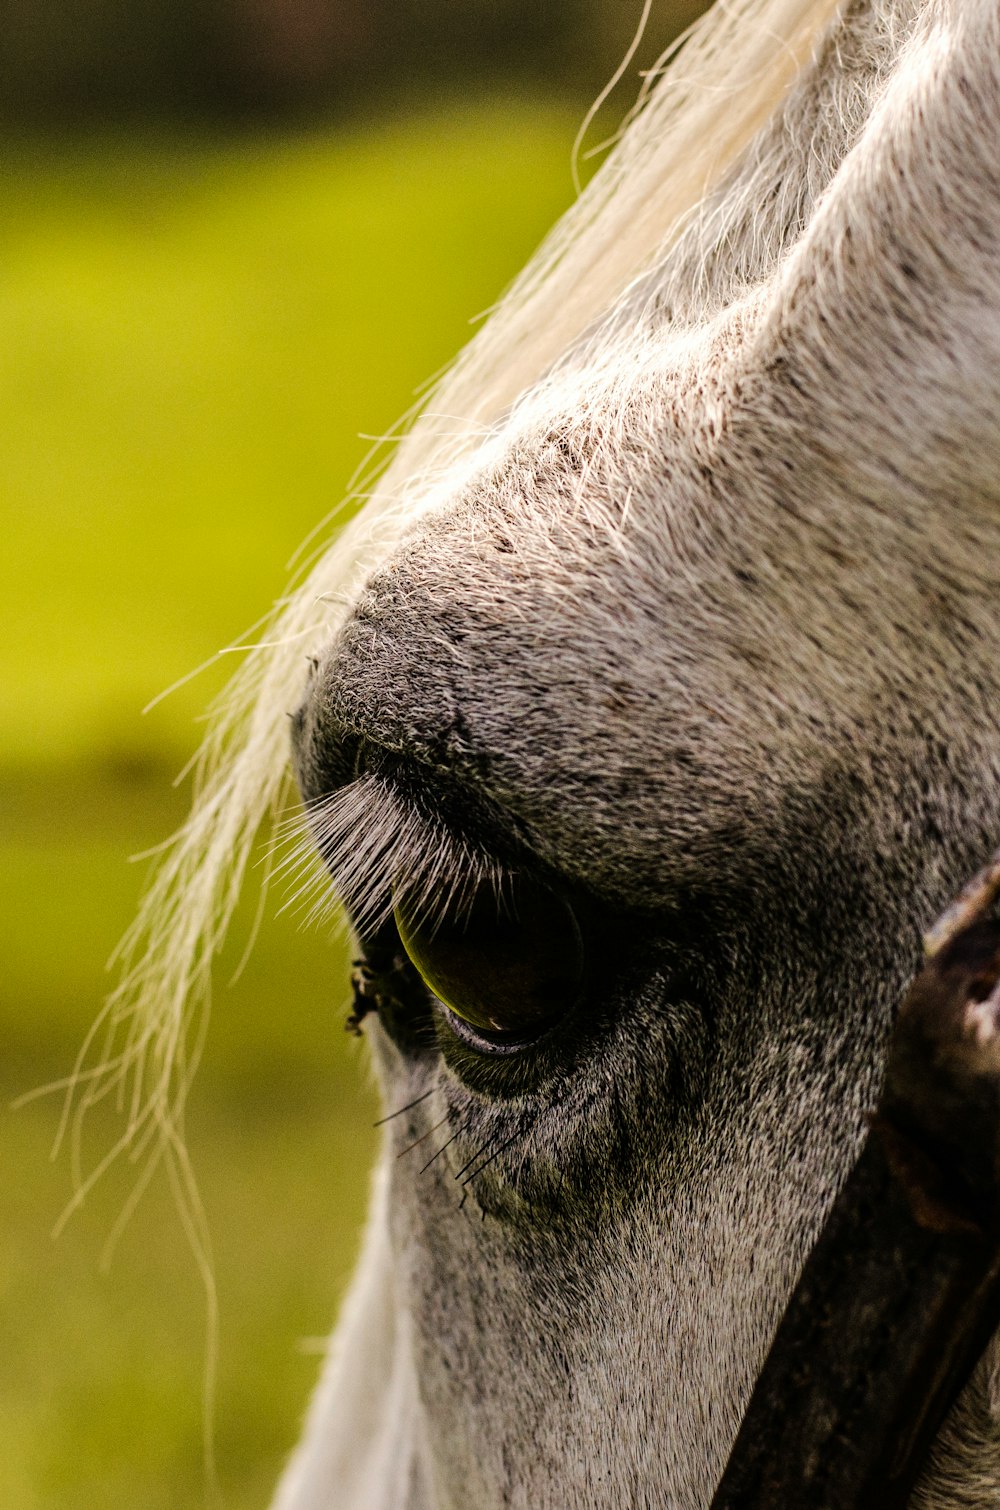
[270, 773, 507, 938]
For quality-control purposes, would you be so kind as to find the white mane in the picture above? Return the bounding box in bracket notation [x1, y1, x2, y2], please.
[80, 0, 844, 1207]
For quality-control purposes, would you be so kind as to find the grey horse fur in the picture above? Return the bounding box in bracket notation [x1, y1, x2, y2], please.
[278, 0, 1000, 1503]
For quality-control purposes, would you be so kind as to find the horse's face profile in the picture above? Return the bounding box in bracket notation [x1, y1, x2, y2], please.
[116, 0, 1000, 1505]
[286, 5, 1000, 1507]
[283, 3, 1000, 1502]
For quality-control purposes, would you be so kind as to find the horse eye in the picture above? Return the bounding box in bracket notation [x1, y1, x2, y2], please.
[393, 875, 584, 1043]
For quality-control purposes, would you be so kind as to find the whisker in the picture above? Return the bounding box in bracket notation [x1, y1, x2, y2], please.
[374, 1087, 435, 1127]
[458, 1122, 532, 1186]
[454, 1129, 505, 1183]
[396, 1114, 450, 1160]
[419, 1121, 471, 1176]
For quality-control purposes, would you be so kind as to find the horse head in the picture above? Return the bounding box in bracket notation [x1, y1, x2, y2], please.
[120, 1, 1000, 1504]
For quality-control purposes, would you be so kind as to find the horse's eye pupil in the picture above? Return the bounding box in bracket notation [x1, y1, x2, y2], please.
[393, 876, 584, 1042]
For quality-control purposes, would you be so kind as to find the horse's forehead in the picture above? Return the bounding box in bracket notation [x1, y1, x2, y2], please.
[313, 0, 1000, 902]
[321, 414, 897, 908]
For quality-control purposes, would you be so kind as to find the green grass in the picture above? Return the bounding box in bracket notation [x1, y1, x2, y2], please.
[1, 97, 578, 1508]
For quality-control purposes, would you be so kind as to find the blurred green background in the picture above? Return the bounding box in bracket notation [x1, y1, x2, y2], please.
[1, 4, 704, 1506]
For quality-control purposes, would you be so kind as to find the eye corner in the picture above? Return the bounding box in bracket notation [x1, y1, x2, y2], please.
[348, 913, 437, 1057]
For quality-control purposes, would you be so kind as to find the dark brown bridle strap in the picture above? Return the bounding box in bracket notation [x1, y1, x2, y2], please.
[711, 852, 1000, 1509]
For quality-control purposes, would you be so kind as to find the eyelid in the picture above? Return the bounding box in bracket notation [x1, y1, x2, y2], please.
[303, 769, 510, 945]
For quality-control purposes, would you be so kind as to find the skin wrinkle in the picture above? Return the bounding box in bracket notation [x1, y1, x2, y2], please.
[277, 2, 1000, 1506]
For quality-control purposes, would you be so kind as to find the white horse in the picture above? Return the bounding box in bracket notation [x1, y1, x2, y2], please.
[109, 0, 1000, 1504]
